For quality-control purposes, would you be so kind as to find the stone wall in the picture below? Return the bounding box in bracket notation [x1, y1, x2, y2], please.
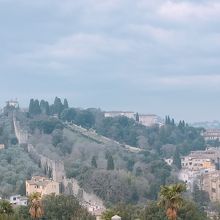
[27, 144, 65, 183]
[13, 116, 28, 144]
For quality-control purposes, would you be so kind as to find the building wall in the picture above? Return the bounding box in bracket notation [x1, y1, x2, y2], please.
[104, 111, 135, 120]
[202, 171, 220, 202]
[181, 156, 215, 171]
[164, 158, 173, 166]
[0, 144, 5, 150]
[26, 177, 60, 196]
[42, 181, 60, 196]
[13, 117, 28, 144]
[10, 195, 28, 206]
[203, 129, 220, 141]
[138, 114, 162, 127]
[27, 144, 65, 183]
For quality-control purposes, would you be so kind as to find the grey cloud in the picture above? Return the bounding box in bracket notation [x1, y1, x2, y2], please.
[0, 0, 220, 121]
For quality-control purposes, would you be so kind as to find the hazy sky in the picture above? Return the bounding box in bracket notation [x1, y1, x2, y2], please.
[0, 0, 220, 122]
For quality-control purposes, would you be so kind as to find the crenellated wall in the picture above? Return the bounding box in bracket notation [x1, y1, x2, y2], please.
[13, 115, 105, 216]
[27, 144, 65, 183]
[13, 115, 65, 182]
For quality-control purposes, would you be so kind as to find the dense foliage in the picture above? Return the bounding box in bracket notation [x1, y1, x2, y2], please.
[0, 145, 42, 198]
[24, 98, 207, 207]
[0, 194, 95, 220]
[101, 200, 207, 220]
[0, 114, 18, 147]
[28, 97, 205, 157]
[42, 194, 95, 220]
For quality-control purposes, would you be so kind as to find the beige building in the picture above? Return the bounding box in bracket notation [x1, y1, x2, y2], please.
[181, 156, 215, 171]
[138, 114, 163, 127]
[26, 176, 60, 196]
[104, 111, 135, 120]
[0, 144, 5, 150]
[179, 149, 217, 191]
[202, 171, 220, 202]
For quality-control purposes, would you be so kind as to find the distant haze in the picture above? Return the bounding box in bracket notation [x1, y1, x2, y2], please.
[0, 0, 220, 122]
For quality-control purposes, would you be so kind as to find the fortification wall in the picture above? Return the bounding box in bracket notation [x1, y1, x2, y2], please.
[27, 144, 65, 182]
[13, 116, 28, 144]
[13, 116, 105, 215]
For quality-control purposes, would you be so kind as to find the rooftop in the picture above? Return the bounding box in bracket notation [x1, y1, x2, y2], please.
[26, 176, 54, 187]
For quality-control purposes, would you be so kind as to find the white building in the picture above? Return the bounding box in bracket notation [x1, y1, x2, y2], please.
[104, 111, 135, 120]
[10, 195, 28, 206]
[6, 100, 19, 108]
[202, 129, 220, 141]
[164, 158, 173, 166]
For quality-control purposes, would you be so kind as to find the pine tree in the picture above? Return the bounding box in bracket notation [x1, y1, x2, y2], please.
[107, 155, 114, 170]
[91, 156, 97, 168]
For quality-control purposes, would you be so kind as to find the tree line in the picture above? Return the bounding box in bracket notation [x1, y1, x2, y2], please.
[0, 193, 95, 220]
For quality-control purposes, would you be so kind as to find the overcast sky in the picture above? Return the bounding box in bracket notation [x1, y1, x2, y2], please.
[0, 0, 220, 122]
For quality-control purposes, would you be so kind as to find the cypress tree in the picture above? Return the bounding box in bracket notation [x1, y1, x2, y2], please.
[33, 99, 41, 115]
[64, 98, 69, 109]
[29, 99, 35, 115]
[40, 100, 46, 114]
[54, 97, 64, 116]
[173, 148, 182, 169]
[45, 101, 50, 115]
[135, 113, 139, 122]
[91, 156, 97, 168]
[107, 154, 114, 170]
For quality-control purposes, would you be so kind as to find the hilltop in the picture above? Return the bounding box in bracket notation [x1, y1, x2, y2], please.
[6, 97, 206, 205]
[0, 97, 214, 220]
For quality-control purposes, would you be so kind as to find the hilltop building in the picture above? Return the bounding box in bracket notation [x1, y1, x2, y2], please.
[26, 176, 60, 196]
[104, 111, 163, 127]
[104, 111, 136, 120]
[6, 100, 19, 109]
[138, 114, 163, 127]
[4, 100, 19, 114]
[202, 129, 220, 141]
